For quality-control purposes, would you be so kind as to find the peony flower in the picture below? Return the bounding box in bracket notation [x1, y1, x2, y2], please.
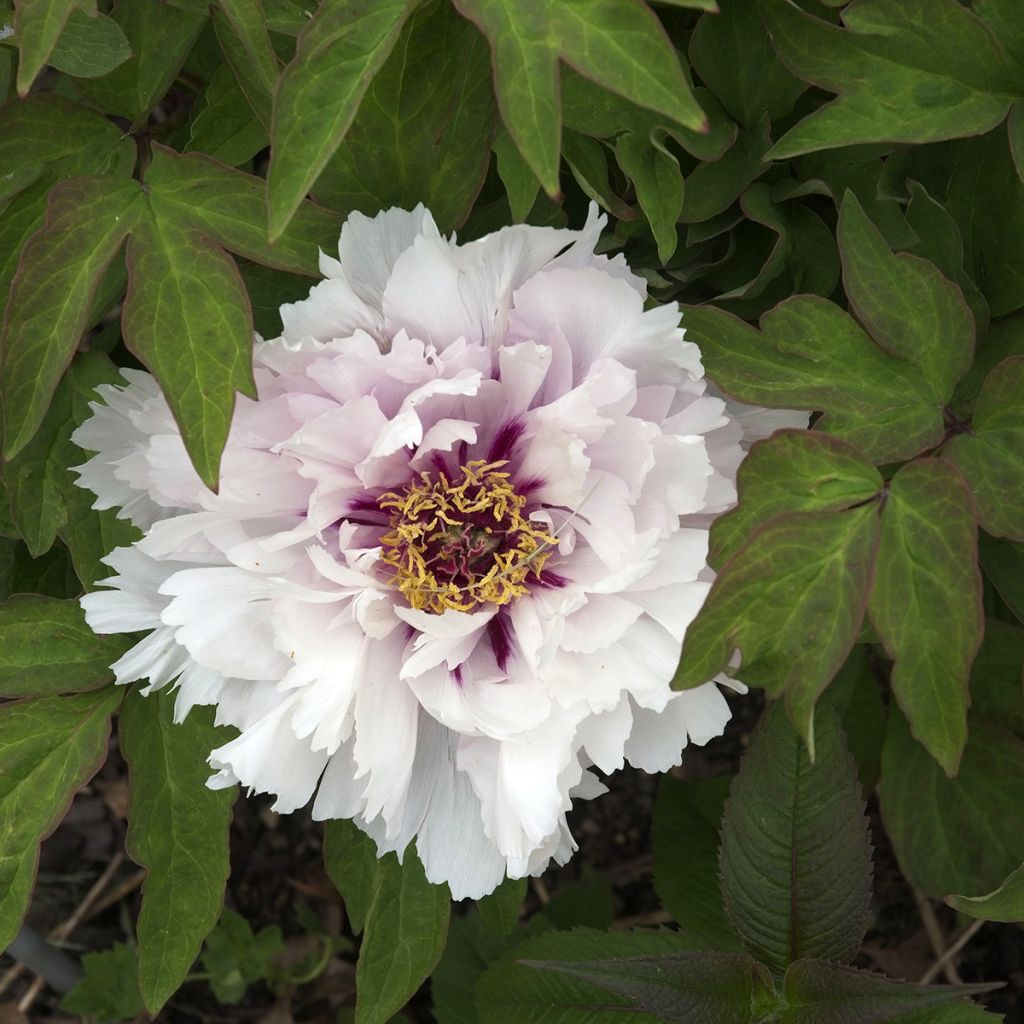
[74, 205, 802, 898]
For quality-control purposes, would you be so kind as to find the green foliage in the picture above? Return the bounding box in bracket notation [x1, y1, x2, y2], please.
[118, 689, 237, 1014]
[61, 943, 145, 1023]
[0, 687, 121, 950]
[324, 820, 450, 1024]
[2, 0, 1023, 1018]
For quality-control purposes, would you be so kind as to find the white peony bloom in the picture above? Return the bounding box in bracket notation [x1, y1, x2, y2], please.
[74, 205, 803, 899]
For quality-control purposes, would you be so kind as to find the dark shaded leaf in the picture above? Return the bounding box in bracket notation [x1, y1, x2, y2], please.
[947, 863, 1024, 924]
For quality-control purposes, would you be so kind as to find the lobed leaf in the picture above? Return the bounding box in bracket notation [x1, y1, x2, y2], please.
[718, 702, 873, 974]
[0, 176, 139, 461]
[45, 8, 131, 78]
[453, 0, 706, 196]
[267, 0, 417, 240]
[868, 460, 983, 776]
[761, 0, 1016, 160]
[0, 687, 120, 951]
[683, 300, 944, 464]
[119, 689, 236, 1015]
[946, 356, 1024, 541]
[12, 0, 94, 94]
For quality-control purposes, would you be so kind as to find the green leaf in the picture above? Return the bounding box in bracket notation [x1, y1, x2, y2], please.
[47, 8, 131, 78]
[323, 817, 379, 934]
[452, 0, 706, 195]
[946, 130, 1024, 317]
[674, 507, 880, 748]
[709, 430, 882, 568]
[563, 130, 635, 222]
[868, 460, 982, 776]
[838, 191, 974, 402]
[3, 351, 124, 556]
[494, 130, 540, 223]
[761, 0, 1015, 160]
[325, 819, 450, 1024]
[947, 862, 1024, 923]
[313, 0, 495, 234]
[979, 534, 1024, 624]
[879, 706, 1024, 899]
[122, 183, 256, 491]
[903, 181, 990, 343]
[476, 927, 712, 1024]
[210, 6, 273, 126]
[888, 1005, 1007, 1024]
[236, 259, 316, 339]
[614, 129, 682, 262]
[61, 943, 145, 1023]
[718, 702, 872, 974]
[544, 873, 615, 932]
[968, 620, 1024, 735]
[432, 908, 510, 1024]
[187, 62, 269, 167]
[780, 959, 996, 1024]
[688, 0, 805, 128]
[477, 876, 526, 937]
[266, 0, 417, 241]
[119, 688, 236, 1015]
[683, 300, 945, 463]
[652, 775, 740, 950]
[76, 0, 206, 123]
[60, 487, 141, 592]
[218, 0, 279, 97]
[0, 539, 81, 601]
[12, 0, 93, 93]
[831, 647, 886, 796]
[946, 356, 1024, 541]
[0, 594, 127, 697]
[0, 687, 120, 951]
[0, 177, 139, 461]
[523, 952, 776, 1024]
[201, 907, 284, 1004]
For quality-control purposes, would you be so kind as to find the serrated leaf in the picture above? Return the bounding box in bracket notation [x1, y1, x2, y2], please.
[76, 0, 206, 123]
[709, 430, 882, 568]
[525, 952, 776, 1024]
[201, 907, 284, 1004]
[946, 356, 1024, 541]
[122, 185, 256, 491]
[266, 0, 417, 241]
[453, 0, 706, 195]
[325, 819, 450, 1024]
[0, 177, 139, 460]
[0, 594, 127, 697]
[314, 0, 495, 233]
[780, 959, 996, 1024]
[683, 300, 944, 463]
[761, 0, 1015, 160]
[0, 687, 120, 950]
[674, 508, 880, 749]
[187, 62, 269, 167]
[718, 702, 872, 974]
[652, 775, 740, 950]
[12, 0, 93, 93]
[61, 943, 145, 1023]
[879, 707, 1024, 899]
[868, 460, 983, 776]
[47, 8, 131, 78]
[119, 689, 236, 1015]
[688, 0, 805, 128]
[838, 191, 974, 402]
[947, 862, 1024, 923]
[477, 876, 526, 937]
[476, 927, 710, 1024]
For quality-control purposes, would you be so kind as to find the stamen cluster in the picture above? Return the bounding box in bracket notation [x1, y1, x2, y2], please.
[377, 460, 554, 613]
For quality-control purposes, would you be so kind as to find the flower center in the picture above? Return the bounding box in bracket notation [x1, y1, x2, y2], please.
[377, 460, 555, 613]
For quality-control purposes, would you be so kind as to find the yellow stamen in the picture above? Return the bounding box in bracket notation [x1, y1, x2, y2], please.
[377, 460, 555, 613]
